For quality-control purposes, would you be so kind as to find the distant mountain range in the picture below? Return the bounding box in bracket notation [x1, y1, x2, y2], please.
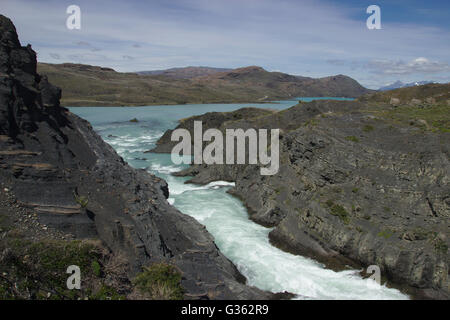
[378, 80, 437, 91]
[137, 66, 232, 79]
[37, 63, 372, 106]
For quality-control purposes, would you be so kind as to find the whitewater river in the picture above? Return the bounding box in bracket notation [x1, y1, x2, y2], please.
[71, 99, 408, 300]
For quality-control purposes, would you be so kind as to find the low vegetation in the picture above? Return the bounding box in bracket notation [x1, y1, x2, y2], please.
[74, 193, 89, 208]
[37, 63, 370, 106]
[0, 238, 124, 300]
[345, 136, 360, 143]
[360, 83, 450, 133]
[377, 229, 394, 239]
[133, 263, 184, 300]
[0, 212, 187, 300]
[325, 200, 350, 224]
[377, 104, 449, 133]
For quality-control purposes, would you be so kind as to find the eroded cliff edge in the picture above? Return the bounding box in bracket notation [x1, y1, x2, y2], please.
[0, 15, 271, 299]
[151, 94, 450, 299]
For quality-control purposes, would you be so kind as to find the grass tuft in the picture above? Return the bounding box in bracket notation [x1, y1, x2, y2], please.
[345, 136, 360, 143]
[325, 200, 350, 224]
[133, 263, 184, 300]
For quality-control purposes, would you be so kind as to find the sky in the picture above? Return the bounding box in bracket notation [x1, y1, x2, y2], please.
[2, 0, 450, 89]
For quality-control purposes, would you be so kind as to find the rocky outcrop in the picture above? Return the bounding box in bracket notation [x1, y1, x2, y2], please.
[152, 100, 450, 299]
[0, 15, 271, 299]
[359, 83, 450, 106]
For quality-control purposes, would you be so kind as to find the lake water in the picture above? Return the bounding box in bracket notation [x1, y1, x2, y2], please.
[70, 99, 408, 300]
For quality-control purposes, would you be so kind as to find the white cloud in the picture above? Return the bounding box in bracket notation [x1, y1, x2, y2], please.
[1, 0, 449, 89]
[76, 41, 101, 52]
[49, 53, 60, 59]
[367, 57, 450, 75]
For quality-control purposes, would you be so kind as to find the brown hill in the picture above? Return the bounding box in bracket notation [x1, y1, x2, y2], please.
[137, 66, 232, 78]
[196, 67, 371, 98]
[37, 63, 372, 106]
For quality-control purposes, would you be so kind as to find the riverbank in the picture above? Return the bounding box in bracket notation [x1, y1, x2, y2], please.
[152, 98, 449, 299]
[71, 100, 410, 299]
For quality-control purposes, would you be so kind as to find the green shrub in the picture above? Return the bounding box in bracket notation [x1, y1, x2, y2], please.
[74, 193, 89, 208]
[91, 260, 101, 277]
[377, 229, 394, 239]
[430, 233, 449, 254]
[133, 263, 184, 300]
[325, 200, 350, 224]
[363, 125, 374, 132]
[304, 118, 319, 127]
[325, 199, 334, 207]
[345, 136, 360, 143]
[89, 285, 124, 300]
[434, 239, 448, 254]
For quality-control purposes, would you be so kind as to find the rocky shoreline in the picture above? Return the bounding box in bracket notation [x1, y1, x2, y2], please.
[151, 98, 449, 299]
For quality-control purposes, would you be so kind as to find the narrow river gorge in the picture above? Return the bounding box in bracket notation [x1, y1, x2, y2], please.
[71, 100, 408, 300]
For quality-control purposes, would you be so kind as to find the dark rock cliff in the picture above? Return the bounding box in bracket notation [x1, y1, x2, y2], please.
[152, 100, 450, 299]
[0, 15, 270, 299]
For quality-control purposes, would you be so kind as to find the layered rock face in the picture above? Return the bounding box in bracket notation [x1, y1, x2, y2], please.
[0, 15, 269, 299]
[153, 100, 449, 299]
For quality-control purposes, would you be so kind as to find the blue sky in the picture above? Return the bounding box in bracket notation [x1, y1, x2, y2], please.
[2, 0, 449, 88]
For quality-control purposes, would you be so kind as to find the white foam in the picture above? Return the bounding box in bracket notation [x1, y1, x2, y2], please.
[149, 163, 181, 174]
[171, 184, 409, 300]
[205, 181, 235, 188]
[166, 180, 235, 196]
